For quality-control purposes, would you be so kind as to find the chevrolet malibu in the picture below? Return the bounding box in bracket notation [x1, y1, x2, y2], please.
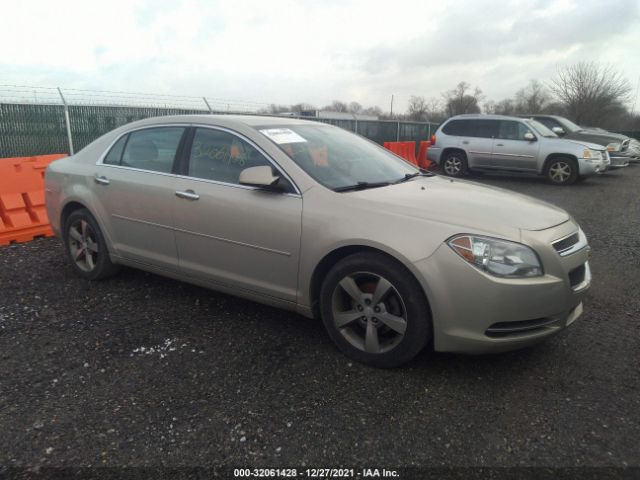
[45, 115, 591, 367]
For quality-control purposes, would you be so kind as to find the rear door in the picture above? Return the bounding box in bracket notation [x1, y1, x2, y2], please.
[93, 126, 186, 271]
[491, 120, 540, 171]
[464, 120, 497, 168]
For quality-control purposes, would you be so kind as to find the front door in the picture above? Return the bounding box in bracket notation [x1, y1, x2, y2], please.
[172, 127, 302, 302]
[491, 120, 540, 170]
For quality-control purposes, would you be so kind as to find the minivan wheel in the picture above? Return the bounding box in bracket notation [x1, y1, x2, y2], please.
[319, 252, 431, 368]
[441, 151, 468, 177]
[544, 157, 578, 185]
[64, 209, 119, 280]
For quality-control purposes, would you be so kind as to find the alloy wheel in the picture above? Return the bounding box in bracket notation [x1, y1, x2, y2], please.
[68, 219, 99, 272]
[331, 272, 407, 354]
[444, 157, 462, 175]
[549, 161, 572, 183]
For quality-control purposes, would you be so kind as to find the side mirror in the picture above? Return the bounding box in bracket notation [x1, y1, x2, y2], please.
[524, 132, 536, 141]
[239, 165, 280, 189]
[552, 126, 565, 136]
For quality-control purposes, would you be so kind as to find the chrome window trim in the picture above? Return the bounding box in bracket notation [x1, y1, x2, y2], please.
[96, 122, 302, 196]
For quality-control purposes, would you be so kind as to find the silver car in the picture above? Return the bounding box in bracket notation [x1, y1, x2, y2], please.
[45, 115, 591, 367]
[428, 114, 608, 185]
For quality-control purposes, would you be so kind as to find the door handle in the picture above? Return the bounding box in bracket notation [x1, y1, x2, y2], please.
[495, 143, 504, 147]
[94, 175, 110, 185]
[462, 140, 469, 144]
[175, 189, 200, 200]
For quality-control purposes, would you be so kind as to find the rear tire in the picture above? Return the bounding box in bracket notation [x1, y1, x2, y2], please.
[64, 209, 120, 280]
[319, 252, 431, 368]
[441, 151, 468, 177]
[544, 157, 578, 185]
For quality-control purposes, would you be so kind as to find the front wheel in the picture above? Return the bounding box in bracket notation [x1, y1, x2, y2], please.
[441, 151, 468, 177]
[544, 157, 578, 185]
[319, 253, 432, 368]
[64, 209, 120, 280]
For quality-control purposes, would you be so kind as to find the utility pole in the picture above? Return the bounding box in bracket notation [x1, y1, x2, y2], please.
[390, 94, 394, 117]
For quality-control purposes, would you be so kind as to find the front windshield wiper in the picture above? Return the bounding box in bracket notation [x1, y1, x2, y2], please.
[394, 170, 434, 184]
[333, 181, 392, 192]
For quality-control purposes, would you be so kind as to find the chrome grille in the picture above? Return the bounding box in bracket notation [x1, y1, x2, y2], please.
[553, 233, 579, 254]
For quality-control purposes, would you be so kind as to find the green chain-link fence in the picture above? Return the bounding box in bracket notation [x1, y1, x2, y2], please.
[0, 102, 438, 158]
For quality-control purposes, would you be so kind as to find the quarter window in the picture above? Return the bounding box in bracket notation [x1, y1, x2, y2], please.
[103, 135, 127, 165]
[120, 127, 185, 173]
[187, 128, 272, 185]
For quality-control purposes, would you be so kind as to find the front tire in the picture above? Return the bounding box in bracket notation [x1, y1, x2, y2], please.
[64, 209, 119, 280]
[544, 157, 578, 185]
[441, 151, 468, 177]
[319, 252, 432, 368]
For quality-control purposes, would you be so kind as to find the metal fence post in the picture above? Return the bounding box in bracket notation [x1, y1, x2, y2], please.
[203, 97, 213, 114]
[396, 121, 400, 141]
[57, 87, 74, 155]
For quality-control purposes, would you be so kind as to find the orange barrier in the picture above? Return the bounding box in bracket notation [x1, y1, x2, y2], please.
[0, 154, 67, 246]
[417, 141, 434, 169]
[384, 141, 426, 167]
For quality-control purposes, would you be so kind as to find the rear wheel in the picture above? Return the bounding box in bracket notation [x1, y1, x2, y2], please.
[319, 252, 431, 368]
[544, 157, 578, 185]
[64, 209, 119, 280]
[441, 151, 468, 177]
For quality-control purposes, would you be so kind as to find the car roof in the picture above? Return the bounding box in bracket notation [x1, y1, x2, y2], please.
[447, 114, 532, 121]
[120, 114, 323, 130]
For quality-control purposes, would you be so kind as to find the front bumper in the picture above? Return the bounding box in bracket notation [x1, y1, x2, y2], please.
[578, 157, 606, 175]
[608, 153, 631, 168]
[414, 220, 590, 354]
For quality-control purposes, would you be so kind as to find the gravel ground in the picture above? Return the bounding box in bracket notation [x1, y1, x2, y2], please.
[0, 166, 639, 474]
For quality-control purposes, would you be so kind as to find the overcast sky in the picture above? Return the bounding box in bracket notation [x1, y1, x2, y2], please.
[2, 0, 639, 112]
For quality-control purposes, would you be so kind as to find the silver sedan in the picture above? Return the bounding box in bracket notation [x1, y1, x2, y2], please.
[45, 115, 591, 367]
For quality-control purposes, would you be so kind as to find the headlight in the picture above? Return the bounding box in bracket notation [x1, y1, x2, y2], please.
[582, 149, 602, 160]
[607, 142, 621, 152]
[448, 235, 543, 278]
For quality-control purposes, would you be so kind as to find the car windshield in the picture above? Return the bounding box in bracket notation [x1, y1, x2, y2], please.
[558, 117, 582, 132]
[256, 124, 419, 191]
[526, 119, 557, 138]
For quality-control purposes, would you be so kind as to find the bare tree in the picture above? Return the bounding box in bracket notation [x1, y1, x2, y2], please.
[348, 101, 363, 114]
[323, 100, 349, 112]
[362, 105, 383, 117]
[549, 62, 632, 126]
[407, 95, 428, 121]
[443, 82, 484, 116]
[515, 80, 550, 114]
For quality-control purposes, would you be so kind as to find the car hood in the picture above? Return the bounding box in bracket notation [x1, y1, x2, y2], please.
[544, 138, 605, 151]
[567, 131, 624, 147]
[580, 128, 628, 141]
[348, 176, 570, 236]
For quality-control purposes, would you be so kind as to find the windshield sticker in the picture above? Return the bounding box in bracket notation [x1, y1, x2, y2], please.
[259, 128, 308, 144]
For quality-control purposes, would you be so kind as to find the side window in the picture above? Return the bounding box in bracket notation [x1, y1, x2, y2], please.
[187, 128, 272, 185]
[121, 127, 185, 173]
[442, 120, 472, 136]
[472, 120, 498, 138]
[536, 117, 558, 130]
[103, 134, 127, 165]
[497, 121, 532, 140]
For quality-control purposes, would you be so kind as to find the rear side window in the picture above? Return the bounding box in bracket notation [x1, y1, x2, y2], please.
[473, 120, 498, 138]
[103, 135, 127, 165]
[442, 119, 473, 136]
[497, 121, 532, 140]
[442, 119, 498, 138]
[121, 127, 185, 173]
